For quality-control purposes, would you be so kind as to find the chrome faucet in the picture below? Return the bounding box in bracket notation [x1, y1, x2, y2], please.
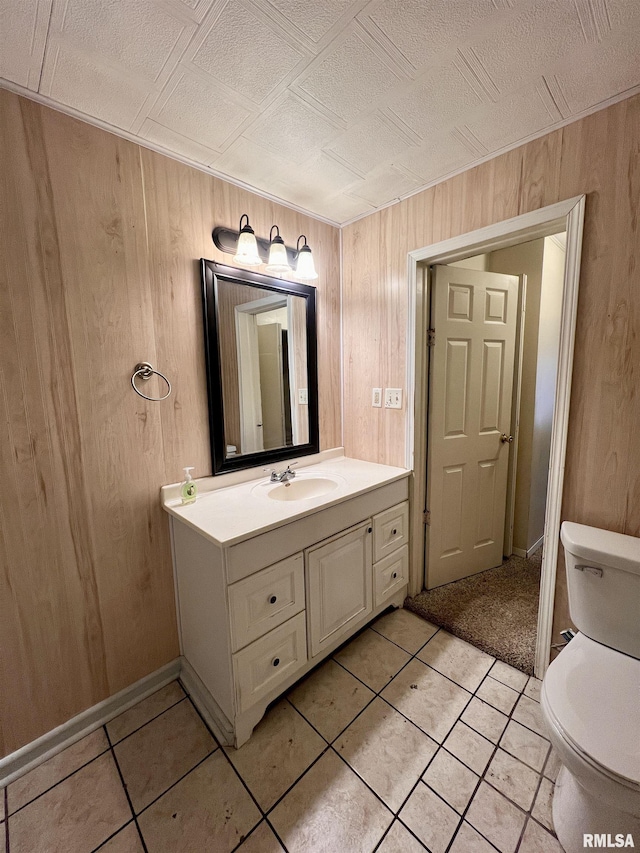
[270, 465, 297, 483]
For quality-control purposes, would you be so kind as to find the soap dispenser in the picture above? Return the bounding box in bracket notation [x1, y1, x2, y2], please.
[180, 467, 197, 505]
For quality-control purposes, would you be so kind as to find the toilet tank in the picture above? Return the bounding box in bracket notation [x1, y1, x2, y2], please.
[561, 521, 640, 659]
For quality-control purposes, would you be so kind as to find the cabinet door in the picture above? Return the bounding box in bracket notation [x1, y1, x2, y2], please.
[306, 521, 373, 658]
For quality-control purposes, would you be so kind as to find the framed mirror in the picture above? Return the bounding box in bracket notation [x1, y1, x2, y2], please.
[201, 260, 319, 475]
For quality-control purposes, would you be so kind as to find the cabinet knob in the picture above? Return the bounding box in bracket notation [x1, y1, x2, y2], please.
[367, 526, 372, 533]
[392, 571, 398, 579]
[269, 595, 277, 604]
[391, 528, 397, 535]
[272, 657, 280, 667]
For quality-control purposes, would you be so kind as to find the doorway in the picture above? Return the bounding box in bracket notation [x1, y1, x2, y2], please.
[406, 197, 586, 677]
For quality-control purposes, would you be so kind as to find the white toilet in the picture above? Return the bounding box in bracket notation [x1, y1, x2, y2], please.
[541, 522, 640, 853]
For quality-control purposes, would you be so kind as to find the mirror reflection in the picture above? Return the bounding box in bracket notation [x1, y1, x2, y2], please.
[216, 280, 309, 459]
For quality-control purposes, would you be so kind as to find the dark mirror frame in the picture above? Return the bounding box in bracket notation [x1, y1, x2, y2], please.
[201, 259, 319, 475]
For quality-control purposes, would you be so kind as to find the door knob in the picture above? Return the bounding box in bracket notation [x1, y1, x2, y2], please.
[500, 433, 514, 443]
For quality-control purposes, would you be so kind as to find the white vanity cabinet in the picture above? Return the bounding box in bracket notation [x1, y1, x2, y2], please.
[168, 470, 410, 748]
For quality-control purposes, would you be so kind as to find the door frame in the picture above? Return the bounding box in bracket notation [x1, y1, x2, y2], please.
[504, 273, 527, 558]
[406, 195, 586, 678]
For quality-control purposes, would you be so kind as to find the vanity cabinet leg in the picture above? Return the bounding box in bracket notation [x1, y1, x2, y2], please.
[234, 704, 269, 749]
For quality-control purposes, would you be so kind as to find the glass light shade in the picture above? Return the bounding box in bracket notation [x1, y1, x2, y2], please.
[295, 245, 318, 280]
[265, 238, 291, 274]
[233, 227, 261, 266]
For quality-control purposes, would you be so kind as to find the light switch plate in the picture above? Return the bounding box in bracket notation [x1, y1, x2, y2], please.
[384, 388, 402, 409]
[298, 389, 308, 405]
[372, 388, 382, 407]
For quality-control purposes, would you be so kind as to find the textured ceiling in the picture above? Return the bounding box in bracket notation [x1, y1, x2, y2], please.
[1, 0, 639, 225]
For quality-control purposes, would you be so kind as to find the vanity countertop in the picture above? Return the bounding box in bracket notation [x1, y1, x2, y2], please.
[161, 455, 409, 547]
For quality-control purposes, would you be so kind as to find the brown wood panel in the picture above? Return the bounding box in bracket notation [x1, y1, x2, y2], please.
[0, 89, 340, 758]
[342, 94, 640, 645]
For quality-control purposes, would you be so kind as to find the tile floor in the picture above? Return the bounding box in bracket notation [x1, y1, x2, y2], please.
[1, 609, 565, 853]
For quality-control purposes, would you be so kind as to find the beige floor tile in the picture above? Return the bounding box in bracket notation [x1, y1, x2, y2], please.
[444, 722, 494, 775]
[485, 749, 539, 810]
[523, 676, 542, 702]
[334, 629, 410, 692]
[449, 821, 499, 853]
[99, 822, 144, 852]
[489, 661, 528, 693]
[225, 700, 325, 811]
[334, 697, 437, 811]
[417, 631, 494, 693]
[114, 699, 215, 813]
[288, 659, 374, 741]
[511, 694, 547, 737]
[461, 697, 509, 743]
[476, 677, 519, 715]
[466, 782, 526, 853]
[138, 751, 260, 853]
[500, 720, 549, 772]
[532, 778, 555, 831]
[8, 729, 108, 814]
[269, 750, 392, 853]
[423, 748, 478, 814]
[543, 749, 562, 782]
[377, 821, 428, 853]
[9, 752, 131, 853]
[107, 682, 185, 744]
[372, 608, 438, 654]
[235, 821, 284, 853]
[519, 817, 563, 853]
[381, 659, 471, 742]
[400, 782, 460, 853]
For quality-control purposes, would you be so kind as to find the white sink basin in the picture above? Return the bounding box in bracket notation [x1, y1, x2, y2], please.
[252, 473, 344, 502]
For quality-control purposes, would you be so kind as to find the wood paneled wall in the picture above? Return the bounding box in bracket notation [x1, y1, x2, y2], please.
[0, 89, 340, 758]
[342, 95, 640, 643]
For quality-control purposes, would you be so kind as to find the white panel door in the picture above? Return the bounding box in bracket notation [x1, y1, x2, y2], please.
[426, 265, 519, 588]
[306, 522, 373, 658]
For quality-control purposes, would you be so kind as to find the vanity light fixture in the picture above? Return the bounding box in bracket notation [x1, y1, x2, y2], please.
[295, 235, 318, 280]
[265, 225, 292, 275]
[212, 219, 319, 279]
[232, 214, 262, 266]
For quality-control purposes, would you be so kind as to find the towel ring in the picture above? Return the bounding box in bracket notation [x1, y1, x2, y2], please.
[131, 362, 172, 402]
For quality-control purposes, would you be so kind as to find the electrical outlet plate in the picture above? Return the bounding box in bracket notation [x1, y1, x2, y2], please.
[372, 388, 382, 407]
[384, 388, 402, 409]
[298, 389, 308, 405]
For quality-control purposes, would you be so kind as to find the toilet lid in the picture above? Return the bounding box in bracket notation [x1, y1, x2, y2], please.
[544, 633, 640, 784]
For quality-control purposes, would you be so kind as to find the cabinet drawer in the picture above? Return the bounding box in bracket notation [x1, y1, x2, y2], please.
[228, 553, 304, 652]
[233, 612, 307, 713]
[374, 546, 408, 606]
[373, 501, 409, 562]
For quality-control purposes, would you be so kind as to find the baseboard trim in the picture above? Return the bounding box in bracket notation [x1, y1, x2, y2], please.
[512, 547, 527, 558]
[527, 536, 544, 558]
[0, 659, 181, 787]
[179, 658, 234, 747]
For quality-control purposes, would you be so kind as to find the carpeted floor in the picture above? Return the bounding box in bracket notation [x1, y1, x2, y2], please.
[405, 551, 542, 675]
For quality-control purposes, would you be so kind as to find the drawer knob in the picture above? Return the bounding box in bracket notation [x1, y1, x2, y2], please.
[367, 526, 372, 533]
[391, 528, 397, 535]
[272, 657, 280, 667]
[392, 571, 398, 579]
[269, 595, 277, 604]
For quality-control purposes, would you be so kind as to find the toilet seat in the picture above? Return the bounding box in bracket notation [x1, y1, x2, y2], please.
[543, 632, 640, 786]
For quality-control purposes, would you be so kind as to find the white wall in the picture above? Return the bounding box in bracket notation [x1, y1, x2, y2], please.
[527, 236, 566, 547]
